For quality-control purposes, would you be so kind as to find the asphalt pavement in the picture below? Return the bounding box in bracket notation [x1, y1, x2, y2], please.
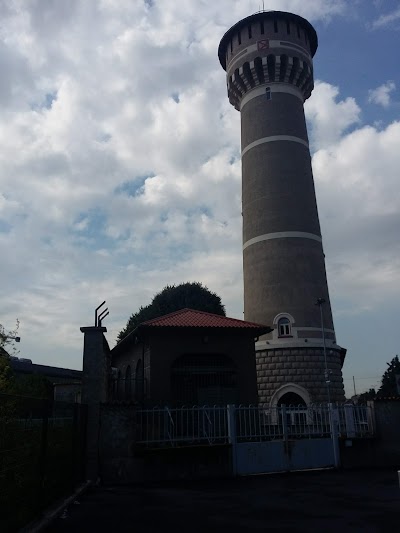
[46, 469, 399, 533]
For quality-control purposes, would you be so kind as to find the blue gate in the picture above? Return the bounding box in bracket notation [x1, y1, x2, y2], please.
[233, 405, 340, 475]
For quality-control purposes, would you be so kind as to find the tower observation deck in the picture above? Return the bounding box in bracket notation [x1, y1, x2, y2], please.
[218, 11, 345, 405]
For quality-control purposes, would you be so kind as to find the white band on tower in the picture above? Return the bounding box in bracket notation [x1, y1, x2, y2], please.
[243, 231, 322, 250]
[242, 135, 309, 157]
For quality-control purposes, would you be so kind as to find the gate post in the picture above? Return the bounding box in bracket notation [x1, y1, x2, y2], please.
[330, 404, 341, 468]
[81, 325, 109, 482]
[281, 405, 288, 441]
[281, 405, 290, 471]
[227, 404, 237, 477]
[344, 404, 356, 438]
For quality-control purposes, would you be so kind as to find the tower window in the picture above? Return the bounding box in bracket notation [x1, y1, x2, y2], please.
[305, 31, 308, 44]
[265, 87, 272, 100]
[297, 24, 300, 38]
[238, 31, 241, 45]
[274, 20, 278, 33]
[230, 39, 233, 53]
[248, 25, 252, 39]
[260, 21, 265, 34]
[278, 317, 291, 337]
[286, 21, 290, 34]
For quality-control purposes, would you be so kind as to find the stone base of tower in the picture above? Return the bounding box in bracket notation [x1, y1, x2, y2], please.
[255, 345, 345, 406]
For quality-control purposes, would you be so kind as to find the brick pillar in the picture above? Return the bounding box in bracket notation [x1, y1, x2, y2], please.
[80, 326, 109, 481]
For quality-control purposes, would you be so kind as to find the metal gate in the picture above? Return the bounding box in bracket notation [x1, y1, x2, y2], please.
[233, 405, 339, 475]
[134, 404, 374, 475]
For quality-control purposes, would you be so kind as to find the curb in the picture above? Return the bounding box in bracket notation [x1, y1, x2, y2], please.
[22, 480, 92, 532]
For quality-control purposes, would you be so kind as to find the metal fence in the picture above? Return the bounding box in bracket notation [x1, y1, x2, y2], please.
[237, 404, 374, 441]
[135, 403, 374, 448]
[0, 393, 87, 532]
[136, 406, 230, 447]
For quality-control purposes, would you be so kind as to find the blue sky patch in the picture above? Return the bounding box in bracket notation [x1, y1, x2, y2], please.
[0, 219, 12, 233]
[114, 175, 154, 197]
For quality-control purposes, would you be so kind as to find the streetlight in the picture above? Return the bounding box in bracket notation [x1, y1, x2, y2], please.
[315, 297, 330, 405]
[0, 334, 20, 343]
[315, 298, 340, 468]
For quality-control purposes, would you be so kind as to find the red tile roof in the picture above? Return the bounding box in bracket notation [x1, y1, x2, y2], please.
[140, 308, 271, 333]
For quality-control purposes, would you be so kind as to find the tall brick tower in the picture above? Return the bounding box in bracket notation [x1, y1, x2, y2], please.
[218, 11, 346, 405]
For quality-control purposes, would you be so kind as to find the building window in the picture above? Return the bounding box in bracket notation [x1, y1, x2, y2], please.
[286, 21, 290, 34]
[266, 87, 272, 100]
[248, 25, 252, 39]
[260, 21, 265, 35]
[274, 20, 278, 33]
[238, 31, 241, 45]
[171, 354, 238, 406]
[135, 359, 144, 401]
[278, 317, 291, 337]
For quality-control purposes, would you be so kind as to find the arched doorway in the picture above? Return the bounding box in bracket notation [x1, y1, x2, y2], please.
[277, 392, 307, 407]
[125, 365, 132, 400]
[171, 354, 238, 406]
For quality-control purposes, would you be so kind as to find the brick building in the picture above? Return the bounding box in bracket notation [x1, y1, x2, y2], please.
[111, 308, 271, 406]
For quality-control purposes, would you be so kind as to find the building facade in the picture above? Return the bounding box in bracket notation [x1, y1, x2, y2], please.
[111, 308, 271, 406]
[218, 11, 346, 405]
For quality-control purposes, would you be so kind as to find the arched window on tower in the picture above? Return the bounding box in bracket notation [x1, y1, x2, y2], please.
[265, 86, 272, 100]
[278, 317, 292, 337]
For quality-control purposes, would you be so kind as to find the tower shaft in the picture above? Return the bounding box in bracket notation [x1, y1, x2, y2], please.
[219, 11, 345, 405]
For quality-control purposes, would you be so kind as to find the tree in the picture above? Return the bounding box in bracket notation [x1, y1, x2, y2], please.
[357, 388, 376, 404]
[377, 355, 400, 397]
[0, 356, 15, 393]
[117, 282, 226, 342]
[0, 321, 19, 394]
[1, 320, 52, 399]
[0, 320, 20, 358]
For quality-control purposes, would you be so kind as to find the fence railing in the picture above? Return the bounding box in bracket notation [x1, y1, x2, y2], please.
[237, 404, 374, 441]
[136, 406, 229, 447]
[135, 404, 374, 448]
[0, 393, 87, 532]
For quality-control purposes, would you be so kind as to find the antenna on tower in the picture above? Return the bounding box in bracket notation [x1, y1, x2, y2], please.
[262, 0, 265, 11]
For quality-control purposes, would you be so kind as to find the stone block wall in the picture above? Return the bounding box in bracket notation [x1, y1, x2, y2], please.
[256, 347, 345, 404]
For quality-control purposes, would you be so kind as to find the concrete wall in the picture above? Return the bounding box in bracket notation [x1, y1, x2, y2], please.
[340, 401, 400, 469]
[373, 400, 400, 466]
[99, 404, 232, 485]
[99, 404, 144, 484]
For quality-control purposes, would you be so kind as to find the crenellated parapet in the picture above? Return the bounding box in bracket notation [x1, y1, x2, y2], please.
[227, 54, 314, 110]
[218, 11, 317, 110]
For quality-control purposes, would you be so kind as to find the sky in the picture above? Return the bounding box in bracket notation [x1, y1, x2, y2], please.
[1, 0, 399, 398]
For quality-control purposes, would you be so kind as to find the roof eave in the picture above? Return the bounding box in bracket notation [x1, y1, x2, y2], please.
[218, 11, 318, 70]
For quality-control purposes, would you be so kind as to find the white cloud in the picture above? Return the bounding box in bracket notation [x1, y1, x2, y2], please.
[305, 81, 361, 150]
[1, 0, 398, 401]
[368, 81, 396, 108]
[312, 120, 400, 309]
[371, 7, 400, 29]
